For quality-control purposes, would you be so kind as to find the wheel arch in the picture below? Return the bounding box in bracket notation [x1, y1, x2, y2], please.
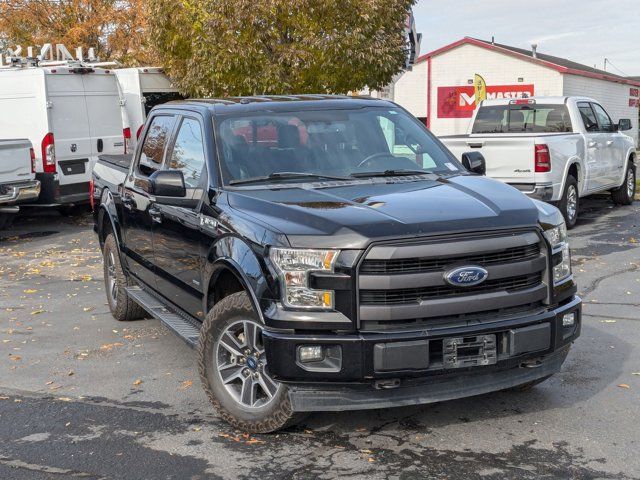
[202, 235, 276, 324]
[97, 189, 123, 250]
[560, 158, 584, 197]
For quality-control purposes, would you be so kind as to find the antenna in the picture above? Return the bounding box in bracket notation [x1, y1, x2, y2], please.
[531, 44, 538, 59]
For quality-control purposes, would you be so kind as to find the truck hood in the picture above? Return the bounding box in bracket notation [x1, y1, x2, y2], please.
[227, 175, 541, 249]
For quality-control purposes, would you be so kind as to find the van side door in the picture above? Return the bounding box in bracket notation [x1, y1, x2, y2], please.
[120, 113, 176, 288]
[577, 102, 607, 193]
[151, 114, 209, 318]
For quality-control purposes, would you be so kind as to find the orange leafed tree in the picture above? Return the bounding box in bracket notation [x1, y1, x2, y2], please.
[0, 0, 154, 65]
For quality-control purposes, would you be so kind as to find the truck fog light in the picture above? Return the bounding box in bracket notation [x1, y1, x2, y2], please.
[562, 313, 576, 327]
[298, 345, 324, 363]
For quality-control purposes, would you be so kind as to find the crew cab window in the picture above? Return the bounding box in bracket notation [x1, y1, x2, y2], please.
[578, 103, 599, 132]
[139, 115, 175, 176]
[472, 104, 572, 133]
[168, 117, 206, 188]
[591, 103, 614, 132]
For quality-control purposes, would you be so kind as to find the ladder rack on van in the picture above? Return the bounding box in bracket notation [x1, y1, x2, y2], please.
[0, 43, 117, 69]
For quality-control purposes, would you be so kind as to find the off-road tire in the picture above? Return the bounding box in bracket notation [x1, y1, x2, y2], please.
[557, 175, 579, 229]
[103, 234, 146, 321]
[611, 162, 636, 206]
[198, 291, 305, 433]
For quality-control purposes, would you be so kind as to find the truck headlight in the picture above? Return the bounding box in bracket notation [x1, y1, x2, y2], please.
[269, 248, 338, 309]
[544, 222, 571, 284]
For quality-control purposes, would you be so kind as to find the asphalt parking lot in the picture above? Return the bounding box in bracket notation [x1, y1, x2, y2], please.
[1, 196, 639, 480]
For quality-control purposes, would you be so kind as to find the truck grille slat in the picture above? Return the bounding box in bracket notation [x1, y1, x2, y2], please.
[361, 244, 540, 275]
[360, 273, 542, 305]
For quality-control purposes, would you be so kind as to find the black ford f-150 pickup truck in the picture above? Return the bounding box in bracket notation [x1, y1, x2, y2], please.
[92, 95, 581, 433]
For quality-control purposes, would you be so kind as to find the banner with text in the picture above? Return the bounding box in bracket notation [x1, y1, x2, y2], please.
[437, 84, 535, 118]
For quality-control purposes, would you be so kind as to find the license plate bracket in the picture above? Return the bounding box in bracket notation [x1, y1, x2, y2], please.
[443, 334, 497, 369]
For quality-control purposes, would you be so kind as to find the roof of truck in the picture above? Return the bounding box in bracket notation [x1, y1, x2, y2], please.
[162, 95, 394, 113]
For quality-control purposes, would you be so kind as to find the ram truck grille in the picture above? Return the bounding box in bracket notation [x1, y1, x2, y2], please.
[357, 231, 549, 331]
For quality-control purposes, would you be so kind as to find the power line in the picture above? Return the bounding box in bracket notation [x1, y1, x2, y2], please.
[604, 58, 629, 76]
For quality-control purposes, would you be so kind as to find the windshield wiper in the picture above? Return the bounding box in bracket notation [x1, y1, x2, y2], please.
[229, 171, 352, 186]
[350, 169, 431, 178]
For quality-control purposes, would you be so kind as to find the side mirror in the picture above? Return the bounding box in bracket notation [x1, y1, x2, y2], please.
[617, 119, 632, 131]
[149, 170, 186, 197]
[461, 151, 486, 175]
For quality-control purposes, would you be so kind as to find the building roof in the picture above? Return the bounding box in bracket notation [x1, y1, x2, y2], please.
[416, 37, 640, 87]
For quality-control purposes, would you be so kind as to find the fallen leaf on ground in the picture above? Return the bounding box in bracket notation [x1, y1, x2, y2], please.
[133, 379, 142, 386]
[23, 289, 38, 294]
[618, 384, 630, 389]
[100, 342, 124, 351]
[632, 372, 640, 376]
[601, 320, 617, 323]
[179, 380, 193, 390]
[30, 310, 45, 315]
[9, 355, 21, 361]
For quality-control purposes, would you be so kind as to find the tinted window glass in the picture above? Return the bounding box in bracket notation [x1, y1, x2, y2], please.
[216, 107, 461, 184]
[578, 103, 598, 132]
[169, 118, 206, 188]
[472, 104, 573, 133]
[143, 92, 186, 116]
[139, 115, 175, 176]
[591, 103, 613, 132]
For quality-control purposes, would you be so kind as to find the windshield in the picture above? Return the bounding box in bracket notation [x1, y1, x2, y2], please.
[216, 106, 461, 185]
[472, 103, 573, 134]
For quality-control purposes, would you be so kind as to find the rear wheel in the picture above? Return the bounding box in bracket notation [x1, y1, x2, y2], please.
[103, 234, 146, 321]
[611, 162, 636, 205]
[557, 175, 579, 229]
[198, 291, 304, 433]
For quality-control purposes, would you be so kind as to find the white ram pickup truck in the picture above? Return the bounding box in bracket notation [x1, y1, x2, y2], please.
[440, 97, 637, 228]
[0, 139, 40, 229]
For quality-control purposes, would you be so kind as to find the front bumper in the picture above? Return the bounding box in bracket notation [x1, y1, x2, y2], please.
[0, 180, 40, 207]
[263, 295, 580, 409]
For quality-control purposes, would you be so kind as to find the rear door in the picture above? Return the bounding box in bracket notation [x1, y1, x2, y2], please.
[83, 73, 125, 163]
[45, 73, 92, 188]
[120, 113, 177, 289]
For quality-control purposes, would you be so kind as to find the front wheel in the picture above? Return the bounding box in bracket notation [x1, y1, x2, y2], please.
[611, 162, 636, 206]
[198, 292, 304, 433]
[557, 175, 579, 229]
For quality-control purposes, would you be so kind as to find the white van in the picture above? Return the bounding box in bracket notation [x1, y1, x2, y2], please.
[0, 65, 125, 209]
[114, 67, 184, 150]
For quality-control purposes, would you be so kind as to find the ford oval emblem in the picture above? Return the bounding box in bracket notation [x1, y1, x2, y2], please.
[444, 266, 489, 287]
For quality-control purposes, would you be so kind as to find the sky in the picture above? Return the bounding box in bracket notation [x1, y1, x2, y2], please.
[412, 0, 640, 76]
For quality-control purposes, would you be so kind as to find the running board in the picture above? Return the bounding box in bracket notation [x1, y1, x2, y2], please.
[125, 286, 200, 348]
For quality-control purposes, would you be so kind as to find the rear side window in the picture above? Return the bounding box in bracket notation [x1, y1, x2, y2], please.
[591, 103, 613, 132]
[578, 103, 598, 132]
[139, 115, 175, 176]
[472, 104, 572, 133]
[168, 118, 206, 188]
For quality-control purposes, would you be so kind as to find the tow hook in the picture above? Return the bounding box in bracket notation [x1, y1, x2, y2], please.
[520, 359, 543, 368]
[374, 378, 401, 389]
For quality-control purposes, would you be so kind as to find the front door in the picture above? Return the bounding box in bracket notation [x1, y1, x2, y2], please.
[577, 102, 608, 193]
[120, 113, 176, 288]
[152, 115, 209, 318]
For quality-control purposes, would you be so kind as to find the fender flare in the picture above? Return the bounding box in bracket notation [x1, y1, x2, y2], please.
[202, 235, 275, 323]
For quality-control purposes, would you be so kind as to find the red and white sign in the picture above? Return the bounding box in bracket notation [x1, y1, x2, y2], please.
[437, 84, 535, 118]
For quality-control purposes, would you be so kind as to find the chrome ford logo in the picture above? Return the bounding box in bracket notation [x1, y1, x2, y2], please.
[444, 266, 489, 287]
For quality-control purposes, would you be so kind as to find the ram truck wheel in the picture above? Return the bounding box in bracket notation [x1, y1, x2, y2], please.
[611, 162, 636, 206]
[103, 234, 146, 321]
[198, 291, 305, 433]
[557, 175, 579, 229]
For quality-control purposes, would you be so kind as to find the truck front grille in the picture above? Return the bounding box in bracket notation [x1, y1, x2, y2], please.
[357, 230, 549, 331]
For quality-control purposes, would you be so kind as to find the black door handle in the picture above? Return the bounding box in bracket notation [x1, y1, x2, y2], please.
[97, 139, 104, 153]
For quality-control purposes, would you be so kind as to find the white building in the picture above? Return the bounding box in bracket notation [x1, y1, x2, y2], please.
[386, 37, 640, 143]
